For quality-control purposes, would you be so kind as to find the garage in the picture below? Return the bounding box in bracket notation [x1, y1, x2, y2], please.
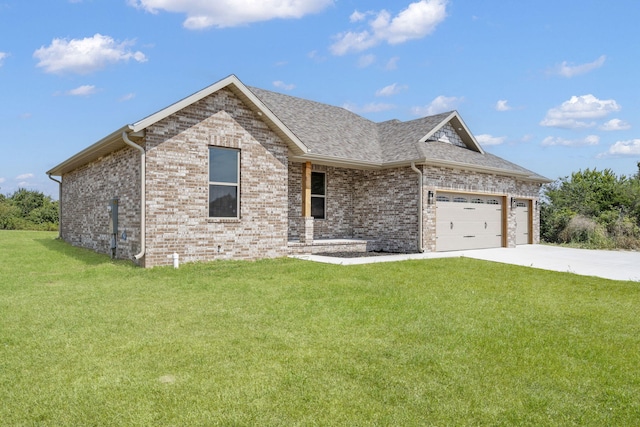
[436, 192, 504, 252]
[515, 199, 531, 245]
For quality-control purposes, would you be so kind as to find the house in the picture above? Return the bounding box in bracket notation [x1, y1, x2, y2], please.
[46, 74, 550, 267]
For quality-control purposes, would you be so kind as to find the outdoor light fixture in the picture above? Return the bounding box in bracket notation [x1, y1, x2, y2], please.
[427, 190, 434, 204]
[511, 197, 517, 209]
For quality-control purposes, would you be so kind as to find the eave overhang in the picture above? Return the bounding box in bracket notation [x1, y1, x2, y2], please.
[290, 152, 551, 183]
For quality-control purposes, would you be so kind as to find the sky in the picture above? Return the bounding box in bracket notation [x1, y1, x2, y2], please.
[2, 0, 640, 199]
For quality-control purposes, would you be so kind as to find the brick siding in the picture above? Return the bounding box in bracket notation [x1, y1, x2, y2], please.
[60, 146, 141, 259]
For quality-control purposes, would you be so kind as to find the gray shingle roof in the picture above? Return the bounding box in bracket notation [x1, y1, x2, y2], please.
[249, 86, 549, 181]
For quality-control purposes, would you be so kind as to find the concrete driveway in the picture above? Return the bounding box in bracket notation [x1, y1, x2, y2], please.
[294, 245, 640, 282]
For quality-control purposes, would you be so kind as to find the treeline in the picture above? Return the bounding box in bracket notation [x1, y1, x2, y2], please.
[0, 189, 59, 231]
[541, 163, 640, 249]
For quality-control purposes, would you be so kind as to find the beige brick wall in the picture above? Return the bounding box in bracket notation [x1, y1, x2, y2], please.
[60, 146, 141, 259]
[62, 88, 289, 267]
[287, 162, 542, 253]
[142, 88, 289, 267]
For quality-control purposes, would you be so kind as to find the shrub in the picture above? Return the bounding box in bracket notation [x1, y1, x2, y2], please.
[558, 215, 610, 248]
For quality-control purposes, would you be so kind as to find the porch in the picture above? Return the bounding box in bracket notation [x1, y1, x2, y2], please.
[287, 238, 371, 256]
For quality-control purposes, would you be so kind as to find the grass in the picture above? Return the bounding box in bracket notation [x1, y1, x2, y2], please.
[1, 231, 639, 426]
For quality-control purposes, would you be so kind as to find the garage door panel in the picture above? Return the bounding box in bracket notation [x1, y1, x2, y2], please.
[515, 199, 530, 245]
[436, 193, 504, 252]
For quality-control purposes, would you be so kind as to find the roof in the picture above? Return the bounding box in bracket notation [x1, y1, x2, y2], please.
[48, 74, 550, 182]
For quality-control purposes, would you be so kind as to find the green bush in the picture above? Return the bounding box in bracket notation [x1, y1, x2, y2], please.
[558, 215, 610, 248]
[0, 189, 58, 231]
[541, 164, 640, 249]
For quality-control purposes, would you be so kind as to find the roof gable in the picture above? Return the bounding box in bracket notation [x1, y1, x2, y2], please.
[132, 75, 308, 156]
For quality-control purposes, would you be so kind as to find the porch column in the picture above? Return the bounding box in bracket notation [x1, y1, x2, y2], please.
[302, 161, 312, 217]
[301, 161, 314, 244]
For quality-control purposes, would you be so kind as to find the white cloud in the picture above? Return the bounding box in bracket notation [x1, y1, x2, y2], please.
[385, 56, 399, 70]
[357, 53, 376, 68]
[476, 134, 507, 146]
[375, 83, 407, 97]
[330, 0, 448, 55]
[0, 177, 6, 184]
[129, 0, 333, 29]
[540, 94, 620, 129]
[598, 139, 640, 157]
[541, 135, 600, 147]
[273, 80, 295, 91]
[342, 102, 395, 114]
[16, 173, 34, 180]
[350, 10, 367, 22]
[551, 55, 606, 78]
[119, 93, 136, 102]
[66, 85, 97, 96]
[0, 52, 7, 67]
[600, 118, 631, 131]
[34, 33, 147, 75]
[495, 99, 511, 111]
[411, 95, 461, 116]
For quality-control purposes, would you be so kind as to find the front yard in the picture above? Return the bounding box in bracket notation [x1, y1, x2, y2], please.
[1, 231, 639, 425]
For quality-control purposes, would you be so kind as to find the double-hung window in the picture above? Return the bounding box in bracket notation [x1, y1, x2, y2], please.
[209, 147, 239, 218]
[311, 171, 326, 219]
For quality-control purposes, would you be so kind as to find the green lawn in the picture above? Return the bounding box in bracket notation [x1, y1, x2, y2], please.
[1, 231, 639, 426]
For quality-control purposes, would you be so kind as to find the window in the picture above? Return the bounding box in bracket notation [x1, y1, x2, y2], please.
[311, 172, 326, 219]
[471, 198, 484, 204]
[453, 197, 468, 203]
[436, 195, 450, 202]
[209, 147, 239, 218]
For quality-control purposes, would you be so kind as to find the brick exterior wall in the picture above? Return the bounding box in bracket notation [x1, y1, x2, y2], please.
[61, 88, 289, 267]
[288, 164, 421, 253]
[60, 146, 141, 259]
[287, 162, 542, 254]
[142, 88, 289, 267]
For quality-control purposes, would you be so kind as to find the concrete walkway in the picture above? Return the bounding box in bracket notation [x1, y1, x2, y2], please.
[291, 245, 640, 282]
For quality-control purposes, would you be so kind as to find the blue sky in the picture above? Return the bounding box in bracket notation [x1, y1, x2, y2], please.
[2, 0, 640, 198]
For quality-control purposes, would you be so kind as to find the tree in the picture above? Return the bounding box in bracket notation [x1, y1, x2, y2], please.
[541, 167, 640, 248]
[0, 189, 58, 231]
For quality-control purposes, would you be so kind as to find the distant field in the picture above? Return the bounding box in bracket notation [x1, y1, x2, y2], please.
[1, 231, 639, 426]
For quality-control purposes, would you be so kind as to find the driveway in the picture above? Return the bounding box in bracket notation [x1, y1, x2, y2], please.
[294, 245, 640, 282]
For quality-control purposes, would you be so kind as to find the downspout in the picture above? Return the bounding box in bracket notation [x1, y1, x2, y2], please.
[47, 174, 62, 239]
[122, 131, 146, 261]
[410, 162, 425, 253]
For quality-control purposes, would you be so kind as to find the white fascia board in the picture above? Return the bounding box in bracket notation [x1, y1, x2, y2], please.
[131, 74, 308, 156]
[414, 158, 538, 179]
[46, 125, 133, 176]
[130, 75, 240, 131]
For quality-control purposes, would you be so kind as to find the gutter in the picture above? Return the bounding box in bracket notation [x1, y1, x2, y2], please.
[410, 162, 425, 253]
[47, 174, 62, 238]
[122, 131, 146, 261]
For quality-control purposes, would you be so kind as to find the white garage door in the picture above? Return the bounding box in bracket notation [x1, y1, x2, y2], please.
[515, 199, 530, 245]
[436, 193, 503, 252]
